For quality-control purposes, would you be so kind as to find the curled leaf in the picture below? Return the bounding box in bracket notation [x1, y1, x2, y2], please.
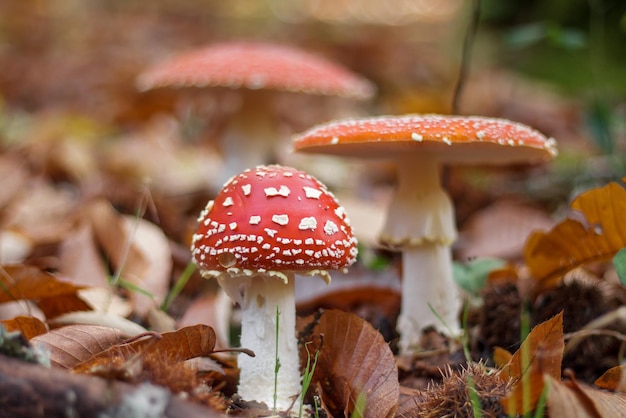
[594, 365, 626, 392]
[298, 309, 398, 418]
[547, 373, 626, 418]
[525, 178, 626, 292]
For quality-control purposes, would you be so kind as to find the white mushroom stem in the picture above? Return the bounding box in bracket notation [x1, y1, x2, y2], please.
[218, 273, 301, 412]
[218, 93, 280, 186]
[380, 154, 461, 353]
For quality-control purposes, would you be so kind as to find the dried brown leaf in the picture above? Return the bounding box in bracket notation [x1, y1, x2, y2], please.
[299, 309, 398, 418]
[525, 178, 626, 293]
[30, 324, 126, 368]
[594, 365, 626, 392]
[0, 154, 29, 211]
[2, 181, 78, 244]
[501, 312, 564, 414]
[72, 324, 216, 375]
[458, 200, 553, 261]
[492, 346, 513, 368]
[0, 265, 84, 304]
[87, 200, 171, 317]
[1, 315, 47, 339]
[59, 222, 110, 288]
[547, 373, 626, 418]
[36, 293, 93, 319]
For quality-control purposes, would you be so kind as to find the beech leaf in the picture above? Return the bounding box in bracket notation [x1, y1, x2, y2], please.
[547, 373, 626, 418]
[72, 324, 216, 374]
[0, 315, 47, 339]
[594, 365, 626, 392]
[500, 312, 564, 415]
[0, 265, 84, 304]
[298, 309, 398, 418]
[30, 324, 126, 368]
[525, 178, 626, 292]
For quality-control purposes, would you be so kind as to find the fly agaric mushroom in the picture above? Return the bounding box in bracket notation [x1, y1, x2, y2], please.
[293, 114, 557, 354]
[137, 41, 375, 184]
[191, 165, 357, 411]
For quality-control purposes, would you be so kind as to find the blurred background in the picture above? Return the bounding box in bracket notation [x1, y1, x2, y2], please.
[0, 0, 625, 260]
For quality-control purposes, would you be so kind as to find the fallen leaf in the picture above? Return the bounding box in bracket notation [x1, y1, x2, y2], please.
[120, 214, 172, 317]
[458, 200, 554, 261]
[594, 365, 626, 392]
[525, 178, 626, 293]
[30, 324, 127, 368]
[0, 265, 84, 303]
[87, 200, 172, 317]
[1, 315, 47, 339]
[500, 312, 564, 414]
[36, 293, 93, 319]
[298, 309, 399, 418]
[72, 324, 216, 375]
[58, 222, 110, 288]
[547, 373, 626, 417]
[49, 310, 147, 337]
[2, 181, 78, 244]
[492, 346, 513, 368]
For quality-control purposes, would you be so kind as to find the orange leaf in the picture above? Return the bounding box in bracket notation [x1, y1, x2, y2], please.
[525, 178, 626, 293]
[492, 346, 513, 368]
[1, 315, 47, 339]
[501, 312, 564, 414]
[0, 265, 84, 303]
[594, 365, 626, 392]
[30, 324, 126, 368]
[72, 324, 216, 374]
[299, 309, 398, 418]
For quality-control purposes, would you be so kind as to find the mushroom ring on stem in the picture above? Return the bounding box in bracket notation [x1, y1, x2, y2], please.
[191, 164, 357, 411]
[292, 114, 557, 354]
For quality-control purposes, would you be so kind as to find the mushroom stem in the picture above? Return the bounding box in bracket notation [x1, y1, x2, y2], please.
[219, 273, 301, 412]
[218, 93, 279, 185]
[380, 155, 461, 352]
[397, 244, 461, 352]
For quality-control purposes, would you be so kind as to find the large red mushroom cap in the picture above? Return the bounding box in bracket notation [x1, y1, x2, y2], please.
[137, 41, 375, 100]
[191, 165, 358, 282]
[293, 114, 557, 163]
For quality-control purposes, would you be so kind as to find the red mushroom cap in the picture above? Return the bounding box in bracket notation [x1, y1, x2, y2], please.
[191, 165, 358, 279]
[137, 41, 375, 100]
[293, 114, 557, 164]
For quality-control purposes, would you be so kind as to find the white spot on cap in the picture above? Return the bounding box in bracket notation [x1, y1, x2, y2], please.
[229, 222, 237, 230]
[272, 214, 289, 226]
[299, 217, 317, 231]
[303, 186, 323, 199]
[241, 184, 251, 195]
[264, 185, 290, 197]
[331, 137, 339, 144]
[442, 137, 452, 145]
[324, 220, 339, 235]
[265, 228, 278, 237]
[411, 133, 423, 142]
[249, 215, 261, 225]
